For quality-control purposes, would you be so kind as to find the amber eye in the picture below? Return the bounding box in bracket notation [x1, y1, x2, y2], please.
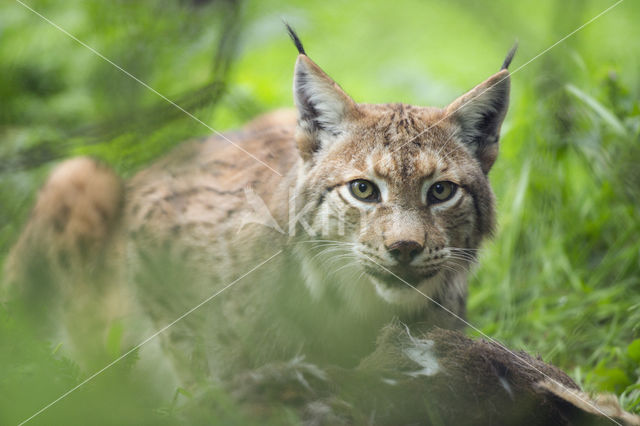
[348, 180, 380, 202]
[428, 181, 457, 203]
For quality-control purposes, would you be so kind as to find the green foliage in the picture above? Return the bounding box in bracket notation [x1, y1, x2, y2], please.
[1, 0, 639, 422]
[0, 305, 176, 425]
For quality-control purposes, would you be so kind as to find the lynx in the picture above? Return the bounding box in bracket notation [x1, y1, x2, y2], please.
[6, 26, 640, 425]
[7, 27, 513, 395]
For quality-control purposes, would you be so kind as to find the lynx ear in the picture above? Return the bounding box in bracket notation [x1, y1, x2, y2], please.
[293, 55, 358, 160]
[445, 70, 510, 174]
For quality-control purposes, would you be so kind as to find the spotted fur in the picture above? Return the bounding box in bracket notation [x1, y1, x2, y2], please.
[6, 34, 512, 385]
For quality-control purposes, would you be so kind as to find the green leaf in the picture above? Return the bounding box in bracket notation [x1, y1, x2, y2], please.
[628, 339, 640, 363]
[51, 342, 63, 355]
[566, 84, 627, 136]
[591, 366, 632, 393]
[106, 321, 124, 359]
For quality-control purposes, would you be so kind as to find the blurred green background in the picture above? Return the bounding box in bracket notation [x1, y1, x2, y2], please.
[1, 0, 639, 423]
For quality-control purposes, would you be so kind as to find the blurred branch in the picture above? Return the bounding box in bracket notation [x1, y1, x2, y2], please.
[0, 0, 243, 175]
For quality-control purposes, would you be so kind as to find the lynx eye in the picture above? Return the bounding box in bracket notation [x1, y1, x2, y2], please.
[348, 180, 380, 202]
[428, 181, 457, 203]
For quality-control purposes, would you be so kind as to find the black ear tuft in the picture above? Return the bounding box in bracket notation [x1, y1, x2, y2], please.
[501, 41, 518, 70]
[284, 22, 306, 55]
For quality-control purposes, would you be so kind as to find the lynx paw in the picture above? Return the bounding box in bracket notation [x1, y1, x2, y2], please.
[230, 357, 354, 424]
[231, 356, 328, 404]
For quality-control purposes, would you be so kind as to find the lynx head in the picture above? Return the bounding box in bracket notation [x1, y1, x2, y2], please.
[288, 27, 514, 310]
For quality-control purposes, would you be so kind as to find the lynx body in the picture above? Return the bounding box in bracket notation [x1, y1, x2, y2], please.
[6, 30, 512, 383]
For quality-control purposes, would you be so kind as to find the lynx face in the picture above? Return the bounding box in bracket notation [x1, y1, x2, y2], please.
[291, 43, 511, 307]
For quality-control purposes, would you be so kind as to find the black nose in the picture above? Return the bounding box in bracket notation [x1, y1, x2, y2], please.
[387, 240, 424, 264]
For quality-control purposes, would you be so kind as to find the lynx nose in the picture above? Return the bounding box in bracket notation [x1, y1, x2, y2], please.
[387, 240, 424, 264]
